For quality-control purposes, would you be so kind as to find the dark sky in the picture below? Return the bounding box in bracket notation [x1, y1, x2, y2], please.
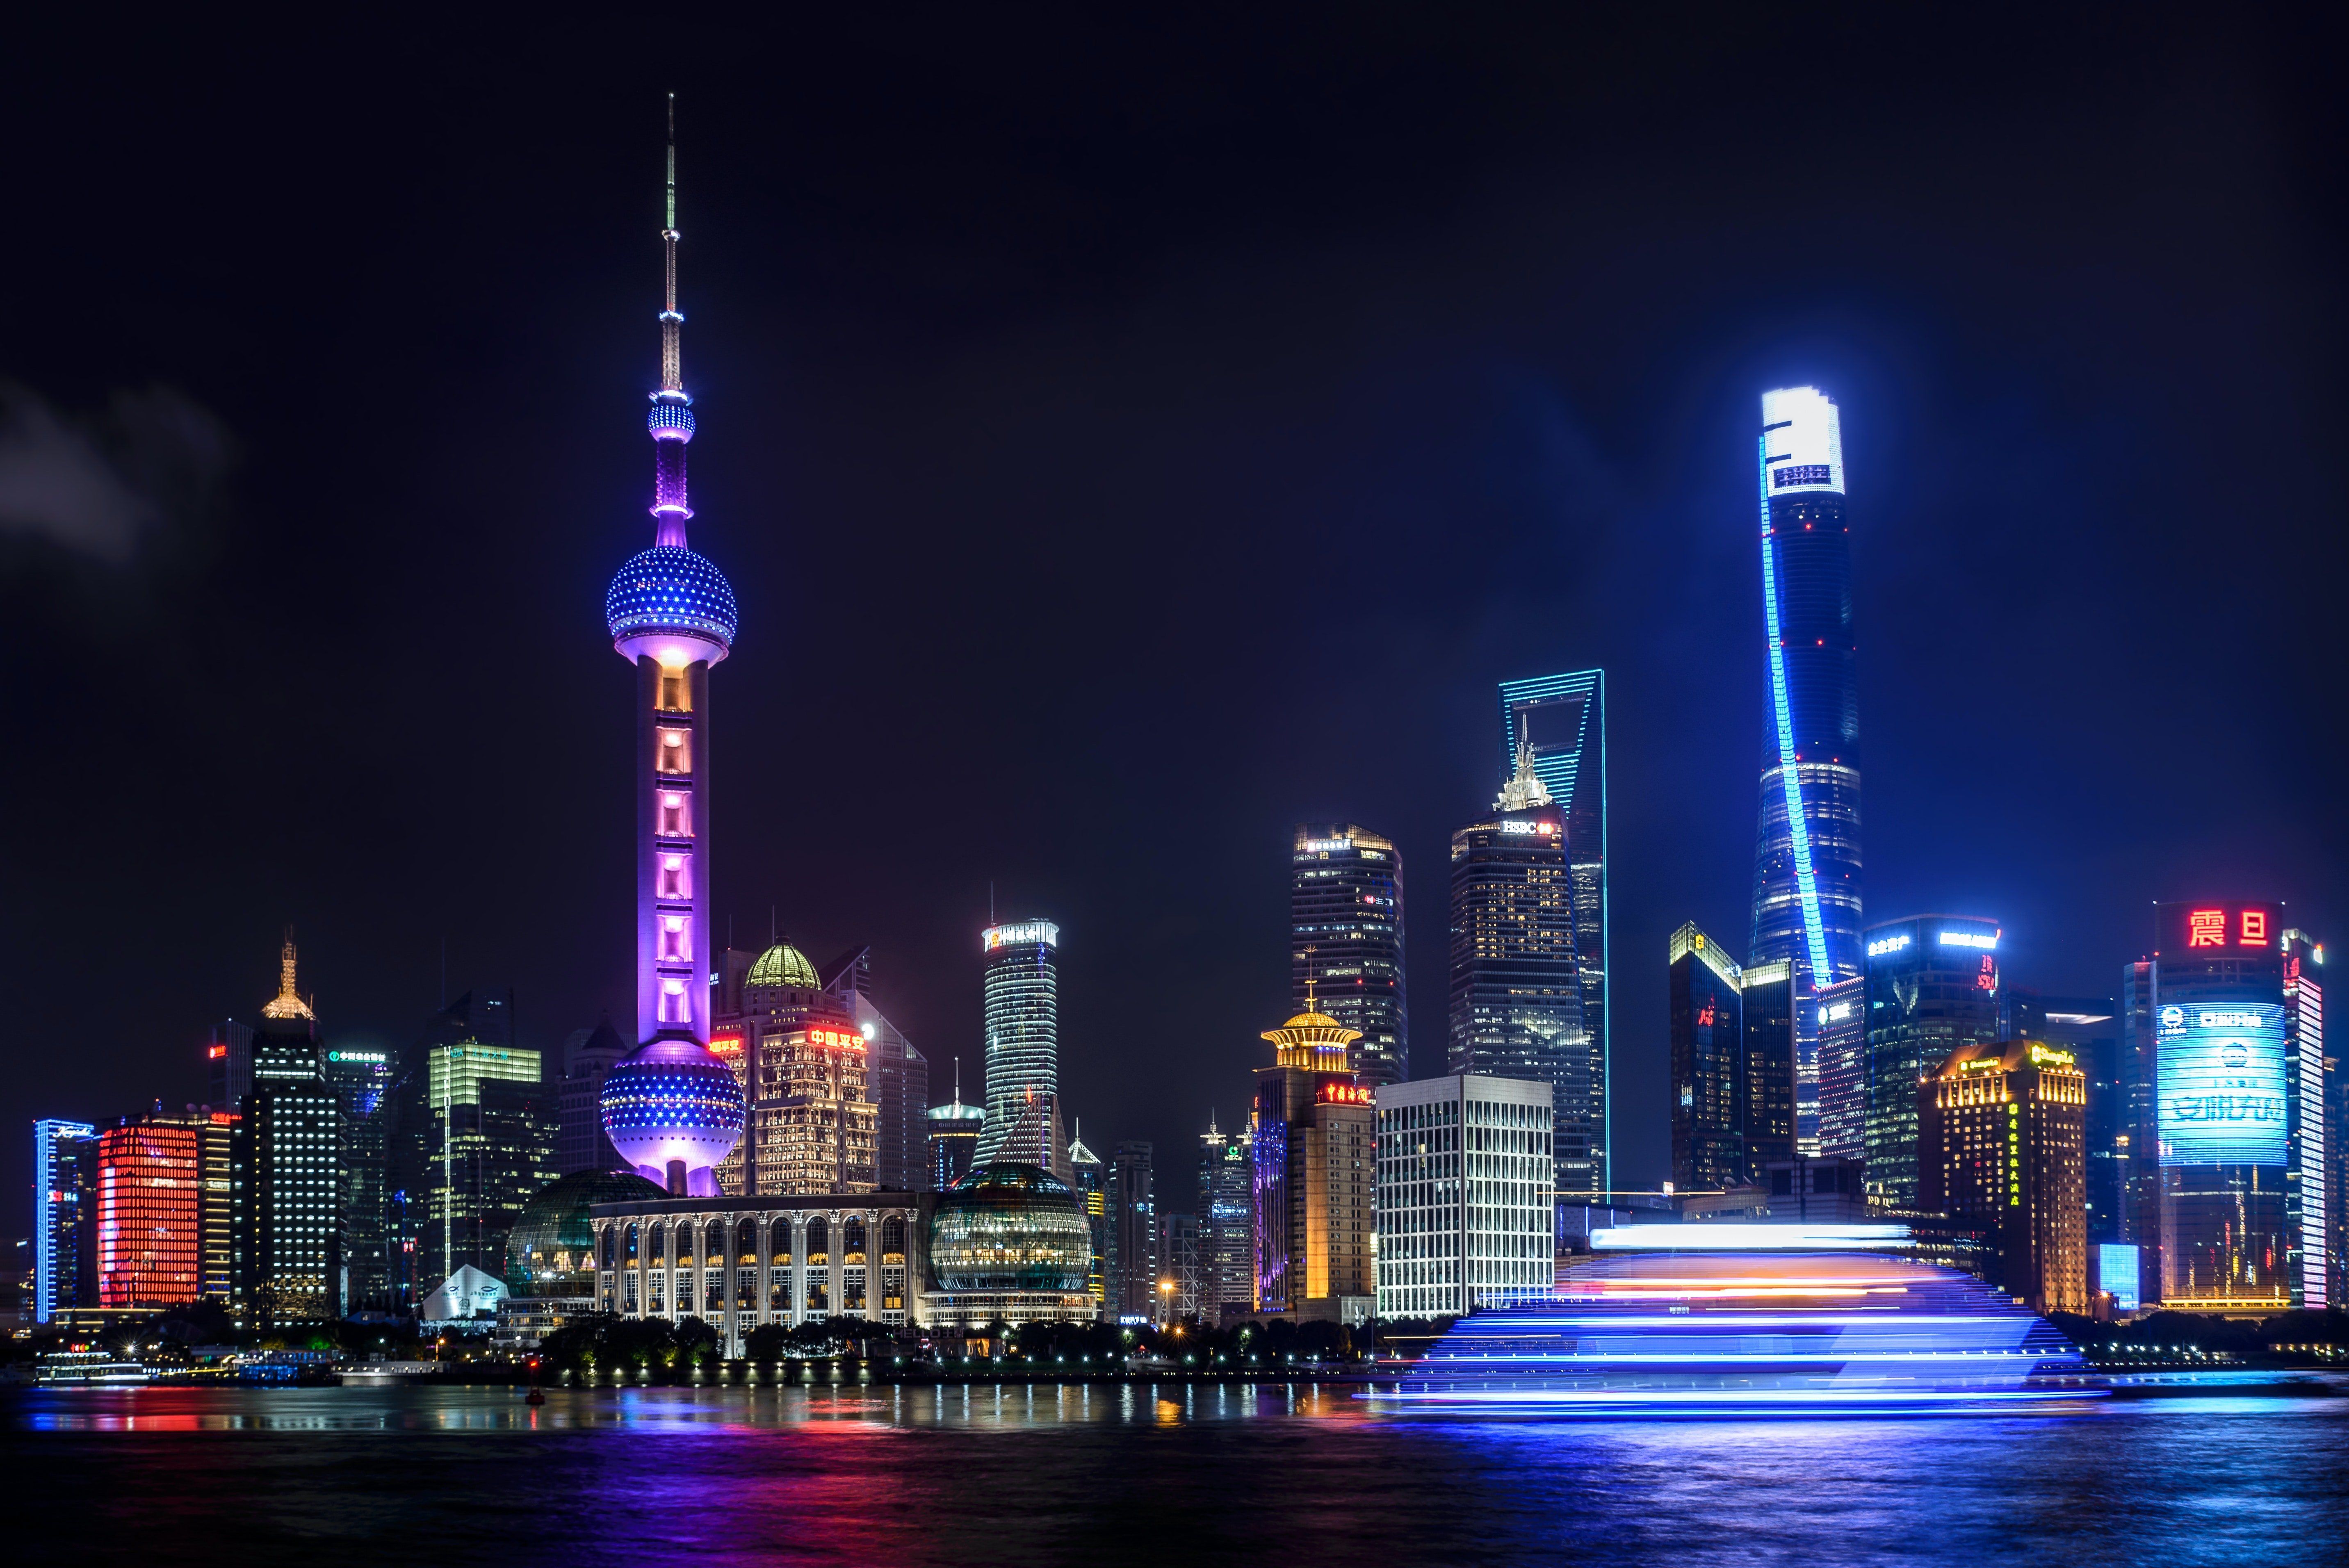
[5, 9, 2345, 1215]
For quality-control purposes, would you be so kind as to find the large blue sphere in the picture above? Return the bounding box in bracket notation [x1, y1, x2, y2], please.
[606, 545, 739, 649]
[598, 1038, 747, 1178]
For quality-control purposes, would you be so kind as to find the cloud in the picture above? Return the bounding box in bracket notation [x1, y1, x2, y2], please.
[0, 381, 234, 562]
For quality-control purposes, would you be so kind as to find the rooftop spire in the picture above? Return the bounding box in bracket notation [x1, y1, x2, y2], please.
[648, 93, 695, 547]
[261, 928, 314, 1021]
[1495, 741, 1554, 811]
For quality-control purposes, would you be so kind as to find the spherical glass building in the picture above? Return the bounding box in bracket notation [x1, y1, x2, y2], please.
[928, 1160, 1092, 1295]
[599, 1038, 747, 1196]
[504, 1168, 667, 1300]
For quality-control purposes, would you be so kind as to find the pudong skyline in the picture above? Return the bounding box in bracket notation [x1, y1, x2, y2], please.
[4, 23, 2340, 1225]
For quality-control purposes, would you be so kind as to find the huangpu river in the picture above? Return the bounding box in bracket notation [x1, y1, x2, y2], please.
[9, 1380, 2347, 1565]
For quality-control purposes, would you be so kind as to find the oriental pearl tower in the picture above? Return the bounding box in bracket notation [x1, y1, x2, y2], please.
[598, 98, 747, 1197]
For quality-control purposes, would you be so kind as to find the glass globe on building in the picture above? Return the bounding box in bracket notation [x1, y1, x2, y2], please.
[928, 1160, 1093, 1294]
[504, 1168, 668, 1300]
[599, 1037, 748, 1195]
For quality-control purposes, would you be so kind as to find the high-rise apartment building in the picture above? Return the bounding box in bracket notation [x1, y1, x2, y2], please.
[823, 946, 928, 1193]
[1291, 825, 1408, 1086]
[33, 1119, 97, 1324]
[238, 938, 342, 1327]
[556, 1015, 628, 1174]
[1198, 1115, 1254, 1317]
[2284, 930, 2328, 1310]
[975, 921, 1062, 1172]
[1499, 670, 1608, 1171]
[1375, 1073, 1555, 1320]
[1747, 389, 1863, 1142]
[1448, 749, 1595, 1200]
[2128, 901, 2295, 1311]
[95, 1115, 203, 1310]
[323, 1045, 397, 1313]
[1254, 1001, 1375, 1320]
[1920, 1039, 2089, 1315]
[1108, 1141, 1157, 1321]
[1858, 916, 2002, 1208]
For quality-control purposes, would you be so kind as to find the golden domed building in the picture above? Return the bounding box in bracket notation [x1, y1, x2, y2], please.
[1253, 989, 1375, 1323]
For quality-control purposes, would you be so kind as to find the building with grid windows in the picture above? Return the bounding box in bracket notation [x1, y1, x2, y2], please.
[33, 1119, 98, 1324]
[1498, 670, 1607, 1183]
[1291, 824, 1408, 1086]
[94, 1115, 203, 1309]
[1920, 1038, 2089, 1315]
[1199, 1115, 1254, 1317]
[715, 941, 878, 1197]
[1375, 1073, 1554, 1320]
[1447, 749, 1594, 1201]
[974, 922, 1063, 1173]
[1858, 915, 2002, 1208]
[2283, 929, 2328, 1310]
[237, 937, 343, 1327]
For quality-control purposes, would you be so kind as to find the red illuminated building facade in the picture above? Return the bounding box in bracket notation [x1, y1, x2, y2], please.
[96, 1115, 203, 1309]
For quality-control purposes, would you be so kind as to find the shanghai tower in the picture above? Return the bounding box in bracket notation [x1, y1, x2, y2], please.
[1748, 387, 1862, 1012]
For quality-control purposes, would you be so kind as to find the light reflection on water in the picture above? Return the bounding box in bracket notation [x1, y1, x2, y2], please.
[6, 1383, 2347, 1566]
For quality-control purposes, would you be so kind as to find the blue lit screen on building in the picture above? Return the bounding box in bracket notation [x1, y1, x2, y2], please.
[2155, 1003, 2287, 1165]
[2098, 1243, 2140, 1313]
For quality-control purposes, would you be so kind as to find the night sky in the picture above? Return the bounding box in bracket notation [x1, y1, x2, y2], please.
[5, 11, 2345, 1213]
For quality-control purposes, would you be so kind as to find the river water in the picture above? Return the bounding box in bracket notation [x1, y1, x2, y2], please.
[9, 1381, 2346, 1565]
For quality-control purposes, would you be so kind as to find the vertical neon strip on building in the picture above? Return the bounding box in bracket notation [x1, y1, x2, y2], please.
[1757, 434, 1834, 986]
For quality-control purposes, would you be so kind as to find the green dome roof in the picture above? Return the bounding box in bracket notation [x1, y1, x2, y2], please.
[503, 1167, 667, 1297]
[746, 941, 821, 989]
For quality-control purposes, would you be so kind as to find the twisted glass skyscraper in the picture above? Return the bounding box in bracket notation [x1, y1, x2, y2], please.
[1748, 388, 1863, 1047]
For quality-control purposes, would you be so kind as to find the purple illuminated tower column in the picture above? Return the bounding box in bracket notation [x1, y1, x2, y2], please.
[600, 100, 746, 1197]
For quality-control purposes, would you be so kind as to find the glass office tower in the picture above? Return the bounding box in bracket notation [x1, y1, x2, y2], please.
[1667, 922, 1744, 1194]
[1858, 915, 2002, 1209]
[1291, 825, 1408, 1086]
[1747, 389, 1863, 1133]
[1499, 671, 1608, 1182]
[1447, 752, 1595, 1199]
[2283, 930, 2327, 1309]
[975, 921, 1061, 1170]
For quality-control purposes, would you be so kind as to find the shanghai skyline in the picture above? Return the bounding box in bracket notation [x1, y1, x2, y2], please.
[3, 12, 2344, 1217]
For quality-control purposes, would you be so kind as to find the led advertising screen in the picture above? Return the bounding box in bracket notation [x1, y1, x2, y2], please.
[2157, 1002, 2287, 1165]
[2098, 1243, 2140, 1313]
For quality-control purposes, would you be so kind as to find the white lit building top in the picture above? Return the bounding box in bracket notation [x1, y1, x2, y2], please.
[1761, 386, 1845, 497]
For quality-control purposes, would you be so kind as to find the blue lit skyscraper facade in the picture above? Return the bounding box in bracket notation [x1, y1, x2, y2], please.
[1748, 390, 1863, 1099]
[34, 1119, 98, 1324]
[1498, 670, 1607, 1191]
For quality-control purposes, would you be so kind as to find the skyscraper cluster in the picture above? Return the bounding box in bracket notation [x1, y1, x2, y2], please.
[1663, 389, 2340, 1322]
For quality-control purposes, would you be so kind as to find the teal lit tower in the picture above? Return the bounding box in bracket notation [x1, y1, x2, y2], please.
[1498, 669, 1608, 1195]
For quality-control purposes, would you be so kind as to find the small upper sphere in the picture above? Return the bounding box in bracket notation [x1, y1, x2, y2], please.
[647, 401, 696, 441]
[607, 545, 739, 650]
